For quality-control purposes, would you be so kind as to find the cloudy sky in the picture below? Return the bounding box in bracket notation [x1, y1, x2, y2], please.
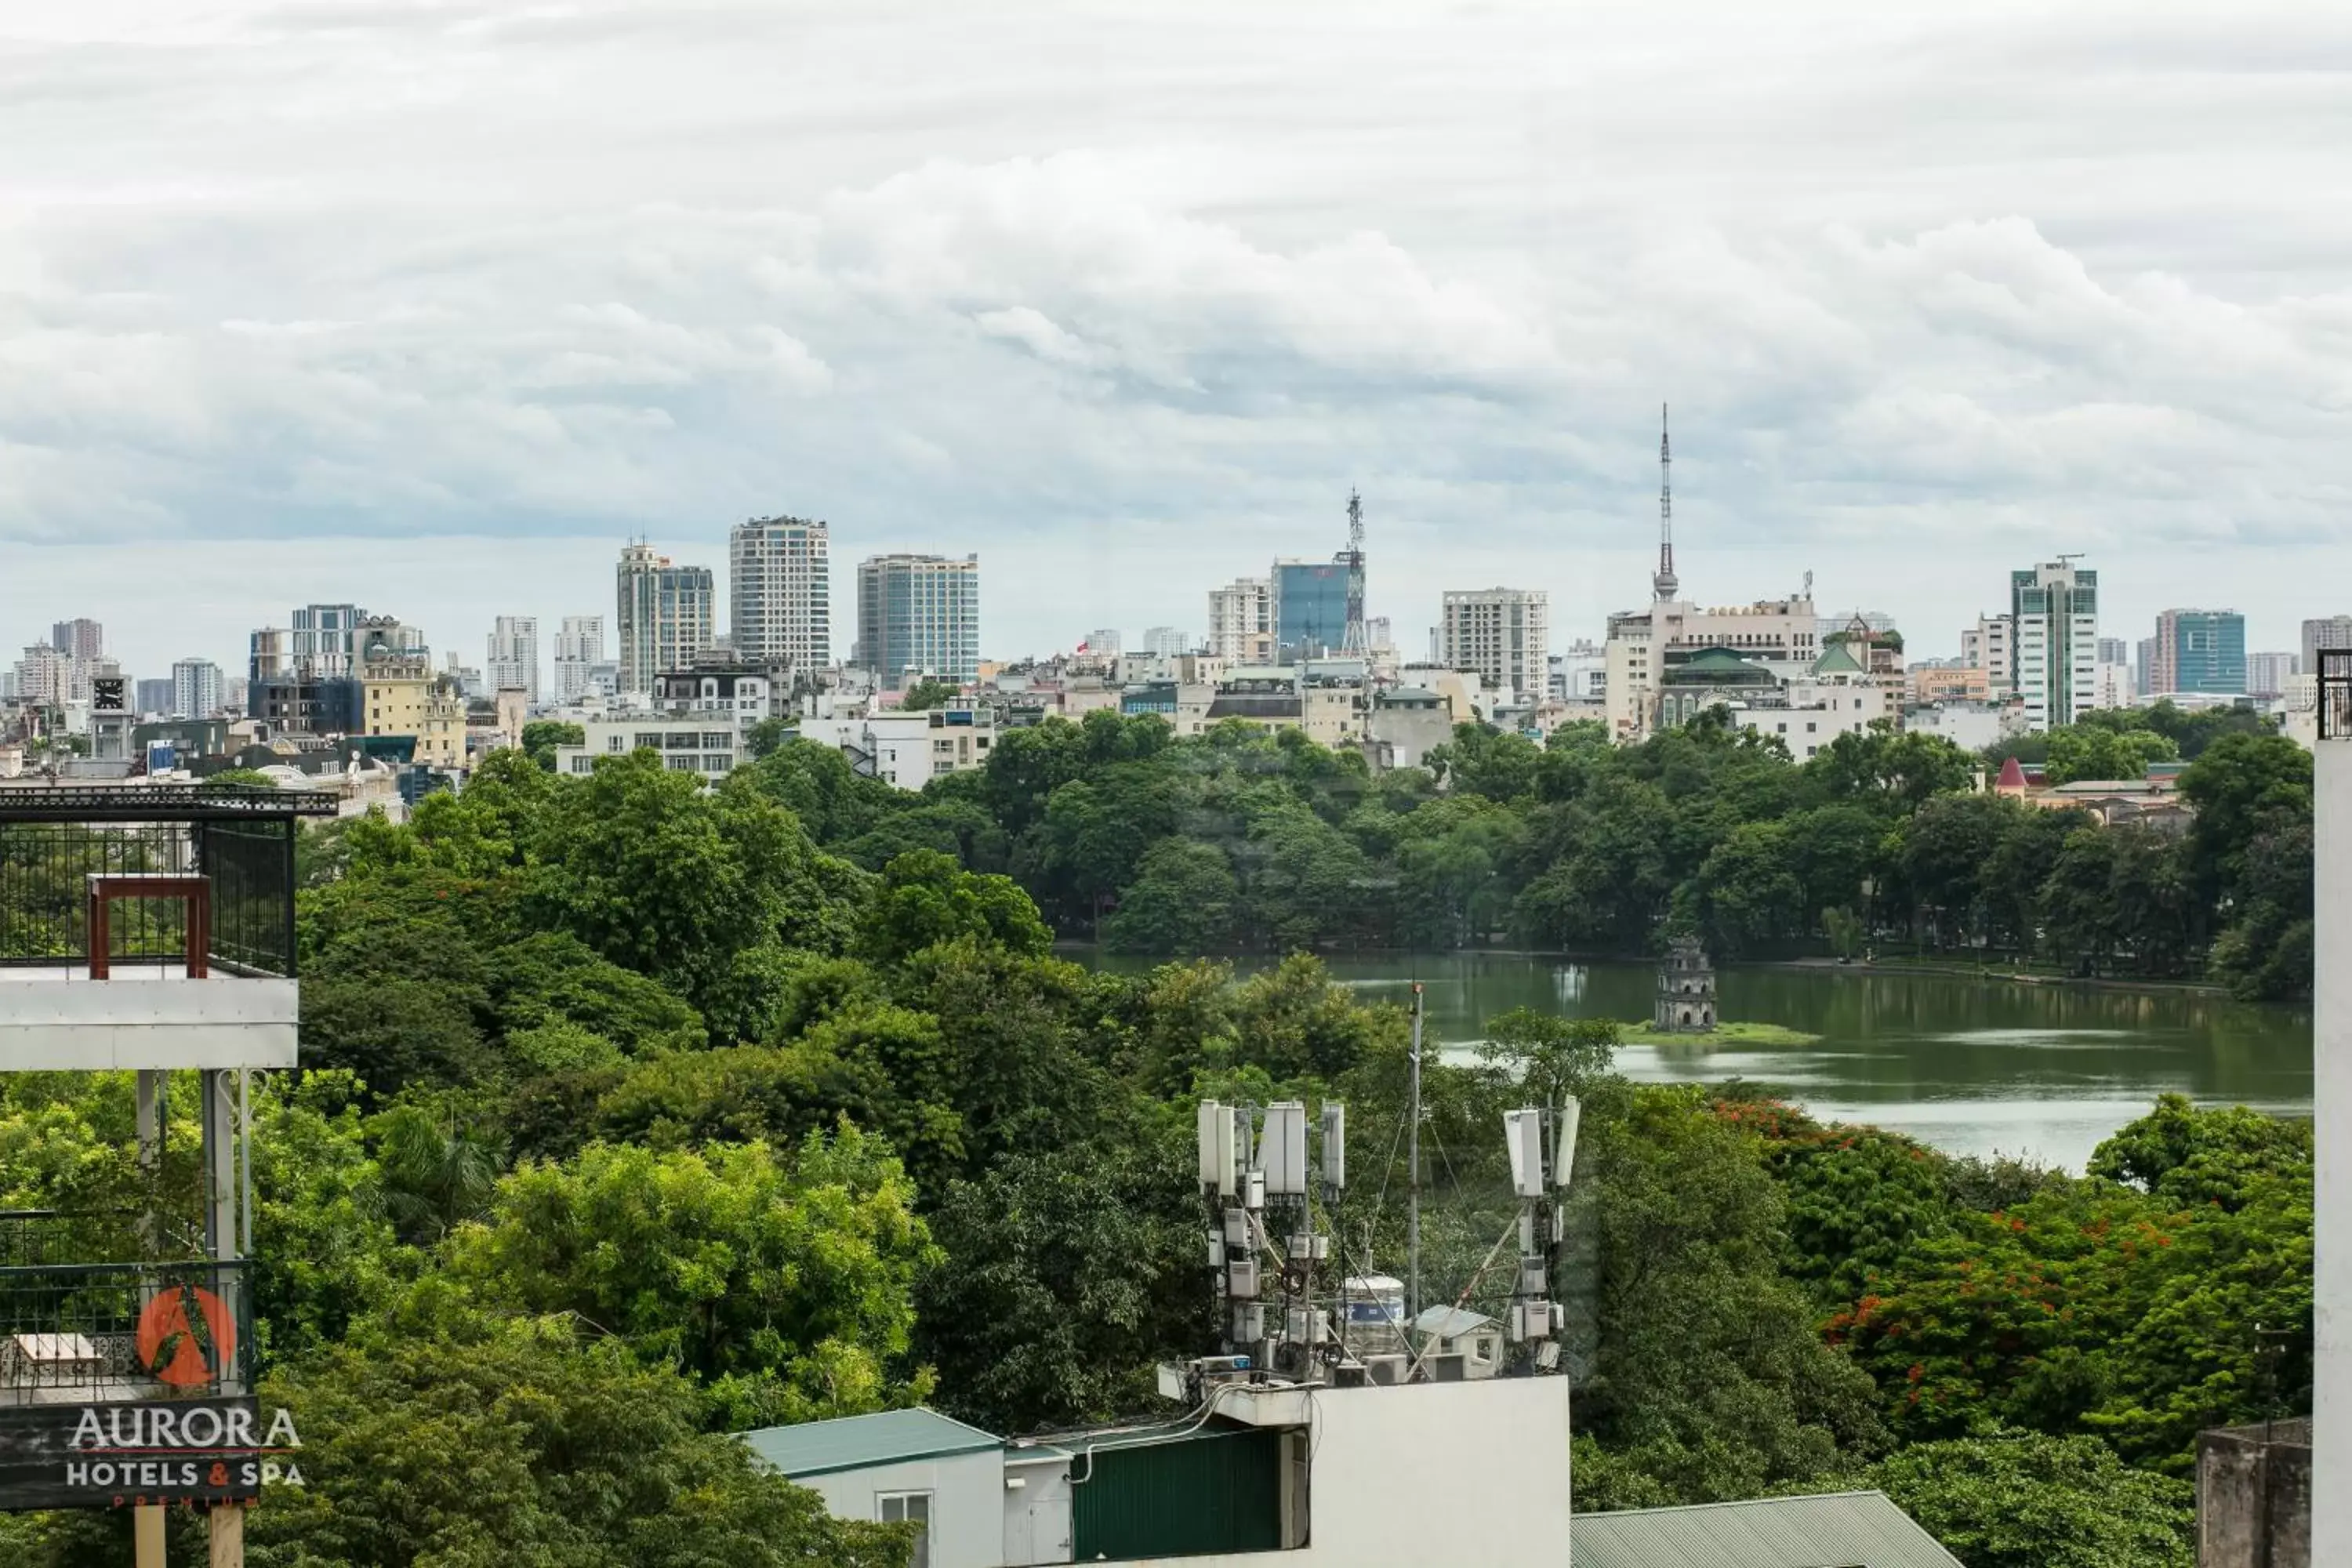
[4, 0, 2349, 681]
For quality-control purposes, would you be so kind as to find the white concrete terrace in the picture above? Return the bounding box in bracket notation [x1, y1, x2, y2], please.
[0, 964, 296, 1071]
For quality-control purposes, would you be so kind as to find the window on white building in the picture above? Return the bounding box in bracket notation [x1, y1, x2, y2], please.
[877, 1492, 932, 1568]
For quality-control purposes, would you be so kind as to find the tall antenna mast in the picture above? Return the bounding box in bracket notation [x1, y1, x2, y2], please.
[1652, 404, 1679, 603]
[1407, 981, 1422, 1321]
[1341, 488, 1368, 655]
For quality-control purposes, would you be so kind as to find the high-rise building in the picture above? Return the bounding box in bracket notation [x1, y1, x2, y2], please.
[1142, 626, 1188, 659]
[135, 677, 174, 716]
[1272, 559, 1351, 661]
[2136, 637, 2156, 696]
[553, 615, 607, 702]
[2247, 652, 2299, 699]
[2150, 608, 2247, 699]
[170, 658, 225, 719]
[615, 543, 716, 695]
[49, 619, 103, 662]
[1366, 616, 1393, 653]
[486, 615, 540, 702]
[1440, 588, 1550, 702]
[853, 554, 980, 690]
[2010, 561, 2098, 732]
[249, 628, 290, 684]
[2303, 615, 2352, 675]
[291, 604, 367, 675]
[1084, 629, 1123, 659]
[1208, 577, 1273, 665]
[729, 516, 832, 671]
[2097, 636, 2129, 667]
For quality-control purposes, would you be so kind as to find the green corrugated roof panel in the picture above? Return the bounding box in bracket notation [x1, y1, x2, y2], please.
[1570, 1491, 1963, 1568]
[739, 1407, 1001, 1479]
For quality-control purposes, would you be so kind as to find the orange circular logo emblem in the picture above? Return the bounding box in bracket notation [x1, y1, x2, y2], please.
[136, 1286, 235, 1388]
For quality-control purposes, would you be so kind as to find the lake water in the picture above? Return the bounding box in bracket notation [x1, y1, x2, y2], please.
[1089, 951, 2314, 1171]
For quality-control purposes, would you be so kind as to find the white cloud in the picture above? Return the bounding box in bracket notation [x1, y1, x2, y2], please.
[2, 0, 2350, 679]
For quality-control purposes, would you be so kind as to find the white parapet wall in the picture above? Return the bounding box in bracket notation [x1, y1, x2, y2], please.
[1104, 1375, 1573, 1568]
[2315, 740, 2350, 1566]
[0, 971, 298, 1070]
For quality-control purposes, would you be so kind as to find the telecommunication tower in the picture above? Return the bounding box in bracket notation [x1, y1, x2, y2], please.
[1341, 489, 1367, 655]
[1652, 404, 1678, 602]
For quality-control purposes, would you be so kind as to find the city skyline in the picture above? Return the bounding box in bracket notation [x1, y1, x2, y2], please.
[5, 3, 2349, 679]
[4, 521, 2332, 692]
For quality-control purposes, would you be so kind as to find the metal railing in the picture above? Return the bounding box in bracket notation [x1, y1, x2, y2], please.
[2322, 648, 2351, 742]
[0, 1256, 253, 1405]
[0, 788, 322, 976]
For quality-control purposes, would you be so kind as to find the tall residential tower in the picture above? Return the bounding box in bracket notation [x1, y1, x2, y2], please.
[615, 543, 716, 695]
[729, 516, 832, 672]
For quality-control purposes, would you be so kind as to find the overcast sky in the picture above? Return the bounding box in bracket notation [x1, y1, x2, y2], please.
[4, 0, 2349, 681]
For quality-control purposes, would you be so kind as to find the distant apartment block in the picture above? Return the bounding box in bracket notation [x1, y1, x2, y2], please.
[1142, 626, 1188, 659]
[486, 615, 540, 702]
[49, 619, 103, 662]
[170, 658, 225, 720]
[135, 677, 175, 717]
[552, 615, 607, 702]
[2151, 608, 2247, 699]
[855, 554, 980, 690]
[2303, 615, 2352, 675]
[616, 543, 716, 695]
[1439, 588, 1549, 702]
[291, 603, 368, 676]
[1209, 577, 1274, 665]
[552, 714, 744, 782]
[730, 516, 832, 672]
[2247, 651, 2299, 700]
[1961, 614, 2014, 694]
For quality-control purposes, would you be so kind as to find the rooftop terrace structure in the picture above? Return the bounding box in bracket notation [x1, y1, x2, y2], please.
[0, 783, 326, 1533]
[0, 784, 329, 1072]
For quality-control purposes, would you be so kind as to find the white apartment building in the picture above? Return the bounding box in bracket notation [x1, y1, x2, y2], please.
[553, 615, 607, 701]
[1961, 614, 2014, 695]
[1439, 589, 1548, 705]
[731, 516, 832, 671]
[797, 706, 996, 790]
[487, 615, 539, 703]
[616, 543, 716, 695]
[1727, 668, 1895, 761]
[551, 713, 744, 782]
[169, 658, 225, 720]
[1208, 577, 1273, 666]
[652, 667, 784, 739]
[2302, 615, 2352, 673]
[2010, 560, 2099, 732]
[2095, 661, 2135, 710]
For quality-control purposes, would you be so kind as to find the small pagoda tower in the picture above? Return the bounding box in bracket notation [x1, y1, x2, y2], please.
[1653, 935, 1718, 1032]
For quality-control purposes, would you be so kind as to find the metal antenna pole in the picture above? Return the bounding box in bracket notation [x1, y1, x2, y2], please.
[1408, 982, 1423, 1322]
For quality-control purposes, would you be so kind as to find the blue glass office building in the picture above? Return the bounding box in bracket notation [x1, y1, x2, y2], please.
[1272, 560, 1351, 661]
[855, 554, 981, 689]
[2157, 609, 2247, 696]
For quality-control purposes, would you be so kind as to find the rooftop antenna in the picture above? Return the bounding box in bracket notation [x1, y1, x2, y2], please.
[1341, 489, 1368, 656]
[1652, 405, 1679, 603]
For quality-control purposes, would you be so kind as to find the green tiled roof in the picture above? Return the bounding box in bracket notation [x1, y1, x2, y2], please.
[739, 1408, 1000, 1479]
[1570, 1491, 1962, 1568]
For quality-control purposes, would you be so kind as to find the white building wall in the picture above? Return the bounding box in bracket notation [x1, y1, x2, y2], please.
[1100, 1377, 1570, 1568]
[798, 1450, 1008, 1568]
[2317, 739, 2352, 1566]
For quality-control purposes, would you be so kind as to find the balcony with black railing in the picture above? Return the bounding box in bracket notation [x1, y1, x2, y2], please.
[0, 785, 328, 1073]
